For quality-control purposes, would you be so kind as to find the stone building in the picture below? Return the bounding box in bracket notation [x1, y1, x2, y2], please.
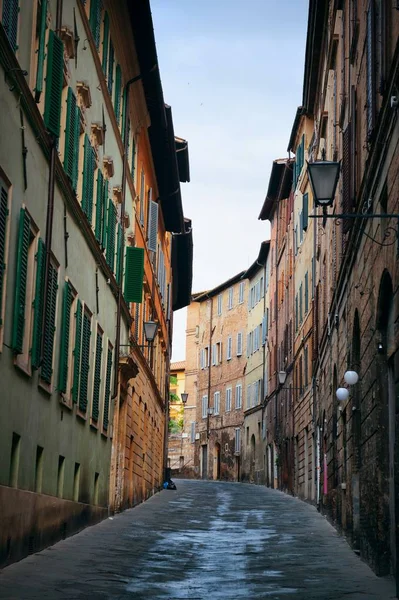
[167, 361, 189, 475]
[241, 241, 270, 484]
[186, 273, 247, 480]
[0, 0, 192, 566]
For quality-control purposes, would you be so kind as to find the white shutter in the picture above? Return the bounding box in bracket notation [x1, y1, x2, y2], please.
[190, 422, 195, 443]
[247, 385, 251, 408]
[200, 348, 204, 369]
[148, 197, 158, 252]
[237, 332, 242, 356]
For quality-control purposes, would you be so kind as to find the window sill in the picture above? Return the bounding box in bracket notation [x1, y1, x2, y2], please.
[101, 428, 109, 439]
[59, 393, 73, 410]
[76, 408, 87, 422]
[38, 378, 52, 396]
[90, 417, 99, 431]
[14, 358, 32, 378]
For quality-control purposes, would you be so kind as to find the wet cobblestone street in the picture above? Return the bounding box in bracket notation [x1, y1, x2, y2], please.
[0, 480, 395, 599]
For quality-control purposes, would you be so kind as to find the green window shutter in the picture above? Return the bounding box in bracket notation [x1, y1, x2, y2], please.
[124, 246, 144, 303]
[95, 170, 104, 243]
[114, 64, 121, 125]
[31, 238, 46, 369]
[89, 0, 101, 49]
[72, 299, 82, 403]
[82, 135, 95, 224]
[41, 263, 58, 383]
[73, 106, 81, 191]
[0, 186, 9, 323]
[34, 0, 47, 101]
[79, 311, 91, 412]
[303, 192, 309, 231]
[44, 30, 64, 137]
[102, 12, 109, 74]
[101, 180, 108, 250]
[11, 208, 30, 354]
[58, 281, 72, 393]
[92, 331, 102, 421]
[2, 0, 19, 52]
[64, 88, 78, 187]
[103, 347, 112, 430]
[115, 223, 122, 285]
[107, 40, 114, 96]
[106, 199, 116, 272]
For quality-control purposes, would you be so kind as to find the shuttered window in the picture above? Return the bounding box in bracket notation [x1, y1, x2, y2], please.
[107, 39, 114, 96]
[41, 263, 58, 384]
[148, 198, 158, 252]
[237, 332, 242, 356]
[92, 329, 103, 422]
[0, 185, 9, 325]
[299, 283, 303, 324]
[115, 223, 122, 285]
[44, 30, 64, 137]
[72, 299, 82, 403]
[58, 281, 72, 393]
[34, 0, 47, 102]
[2, 0, 19, 52]
[64, 88, 80, 191]
[82, 135, 96, 223]
[101, 180, 108, 250]
[79, 310, 91, 412]
[124, 246, 144, 303]
[302, 192, 308, 231]
[101, 12, 109, 74]
[11, 209, 31, 353]
[105, 199, 116, 272]
[103, 345, 112, 430]
[31, 238, 46, 369]
[305, 272, 309, 314]
[89, 0, 101, 49]
[114, 64, 122, 125]
[95, 170, 105, 243]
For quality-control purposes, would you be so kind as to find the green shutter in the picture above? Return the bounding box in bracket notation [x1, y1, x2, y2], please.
[124, 246, 144, 303]
[72, 299, 82, 403]
[64, 88, 78, 187]
[103, 346, 112, 430]
[73, 106, 80, 191]
[34, 0, 47, 101]
[0, 186, 9, 323]
[31, 238, 46, 369]
[11, 208, 30, 354]
[107, 40, 114, 95]
[101, 180, 108, 250]
[41, 263, 58, 383]
[79, 311, 91, 412]
[82, 135, 95, 223]
[2, 0, 19, 52]
[303, 192, 309, 231]
[89, 0, 101, 49]
[115, 223, 122, 285]
[58, 281, 72, 393]
[106, 199, 116, 272]
[95, 170, 104, 243]
[44, 30, 64, 137]
[102, 12, 109, 75]
[92, 331, 102, 421]
[114, 64, 121, 125]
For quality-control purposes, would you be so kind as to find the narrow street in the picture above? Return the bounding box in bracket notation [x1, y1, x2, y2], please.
[0, 480, 395, 600]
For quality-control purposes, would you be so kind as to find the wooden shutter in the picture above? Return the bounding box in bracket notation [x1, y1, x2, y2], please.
[114, 64, 122, 125]
[107, 39, 114, 95]
[95, 170, 104, 243]
[41, 263, 58, 383]
[101, 12, 109, 74]
[0, 185, 9, 322]
[148, 199, 158, 253]
[124, 247, 144, 303]
[82, 135, 95, 223]
[79, 311, 91, 412]
[342, 124, 352, 232]
[2, 0, 19, 52]
[64, 88, 79, 190]
[92, 330, 102, 421]
[34, 0, 47, 101]
[89, 0, 101, 49]
[11, 208, 30, 353]
[72, 299, 82, 403]
[31, 238, 46, 369]
[115, 223, 122, 285]
[44, 30, 64, 137]
[58, 281, 72, 393]
[103, 346, 112, 430]
[101, 180, 108, 250]
[106, 199, 116, 271]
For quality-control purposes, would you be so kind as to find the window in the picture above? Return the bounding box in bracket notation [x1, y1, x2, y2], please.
[237, 332, 242, 356]
[124, 247, 144, 303]
[252, 381, 258, 407]
[106, 198, 117, 272]
[148, 195, 158, 253]
[262, 313, 267, 346]
[95, 171, 107, 247]
[246, 385, 251, 409]
[228, 287, 233, 309]
[200, 348, 204, 369]
[225, 388, 232, 412]
[214, 391, 220, 415]
[190, 422, 195, 443]
[226, 336, 232, 360]
[295, 294, 298, 331]
[103, 343, 113, 431]
[204, 346, 209, 368]
[234, 428, 240, 453]
[0, 179, 10, 338]
[77, 308, 92, 413]
[235, 384, 242, 409]
[217, 293, 222, 316]
[89, 0, 102, 48]
[91, 327, 103, 423]
[2, 0, 19, 52]
[304, 345, 309, 388]
[114, 64, 122, 125]
[107, 38, 115, 95]
[216, 342, 222, 365]
[299, 283, 303, 323]
[64, 88, 80, 192]
[202, 395, 208, 419]
[211, 343, 217, 366]
[58, 281, 79, 402]
[43, 30, 63, 138]
[305, 272, 309, 314]
[260, 277, 264, 298]
[238, 281, 245, 304]
[303, 193, 309, 231]
[82, 135, 96, 224]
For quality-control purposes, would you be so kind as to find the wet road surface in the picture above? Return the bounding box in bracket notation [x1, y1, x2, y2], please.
[0, 480, 395, 599]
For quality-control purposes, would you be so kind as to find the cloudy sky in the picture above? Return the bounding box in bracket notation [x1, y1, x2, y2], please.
[151, 0, 308, 361]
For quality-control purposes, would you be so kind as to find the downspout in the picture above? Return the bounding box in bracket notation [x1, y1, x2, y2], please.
[40, 0, 62, 365]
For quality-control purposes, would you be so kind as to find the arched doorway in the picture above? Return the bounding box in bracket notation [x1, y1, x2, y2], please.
[250, 435, 256, 482]
[214, 443, 221, 480]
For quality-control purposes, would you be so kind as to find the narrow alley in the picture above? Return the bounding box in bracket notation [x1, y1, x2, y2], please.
[0, 480, 395, 600]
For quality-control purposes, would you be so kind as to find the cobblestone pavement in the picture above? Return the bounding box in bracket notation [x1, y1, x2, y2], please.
[0, 480, 396, 600]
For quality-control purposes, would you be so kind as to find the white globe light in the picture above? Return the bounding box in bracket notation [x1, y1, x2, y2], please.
[336, 387, 349, 402]
[344, 370, 359, 386]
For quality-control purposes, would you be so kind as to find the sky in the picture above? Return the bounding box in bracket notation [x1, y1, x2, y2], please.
[150, 0, 309, 362]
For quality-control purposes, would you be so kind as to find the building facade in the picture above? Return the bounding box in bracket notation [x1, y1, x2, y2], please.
[0, 0, 192, 566]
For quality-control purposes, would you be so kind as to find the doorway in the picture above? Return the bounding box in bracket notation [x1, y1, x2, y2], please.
[201, 445, 208, 479]
[214, 443, 221, 480]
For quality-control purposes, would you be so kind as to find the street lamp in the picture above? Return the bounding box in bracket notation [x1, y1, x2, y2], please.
[181, 392, 188, 405]
[336, 370, 359, 402]
[307, 156, 341, 208]
[143, 321, 158, 344]
[278, 370, 303, 390]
